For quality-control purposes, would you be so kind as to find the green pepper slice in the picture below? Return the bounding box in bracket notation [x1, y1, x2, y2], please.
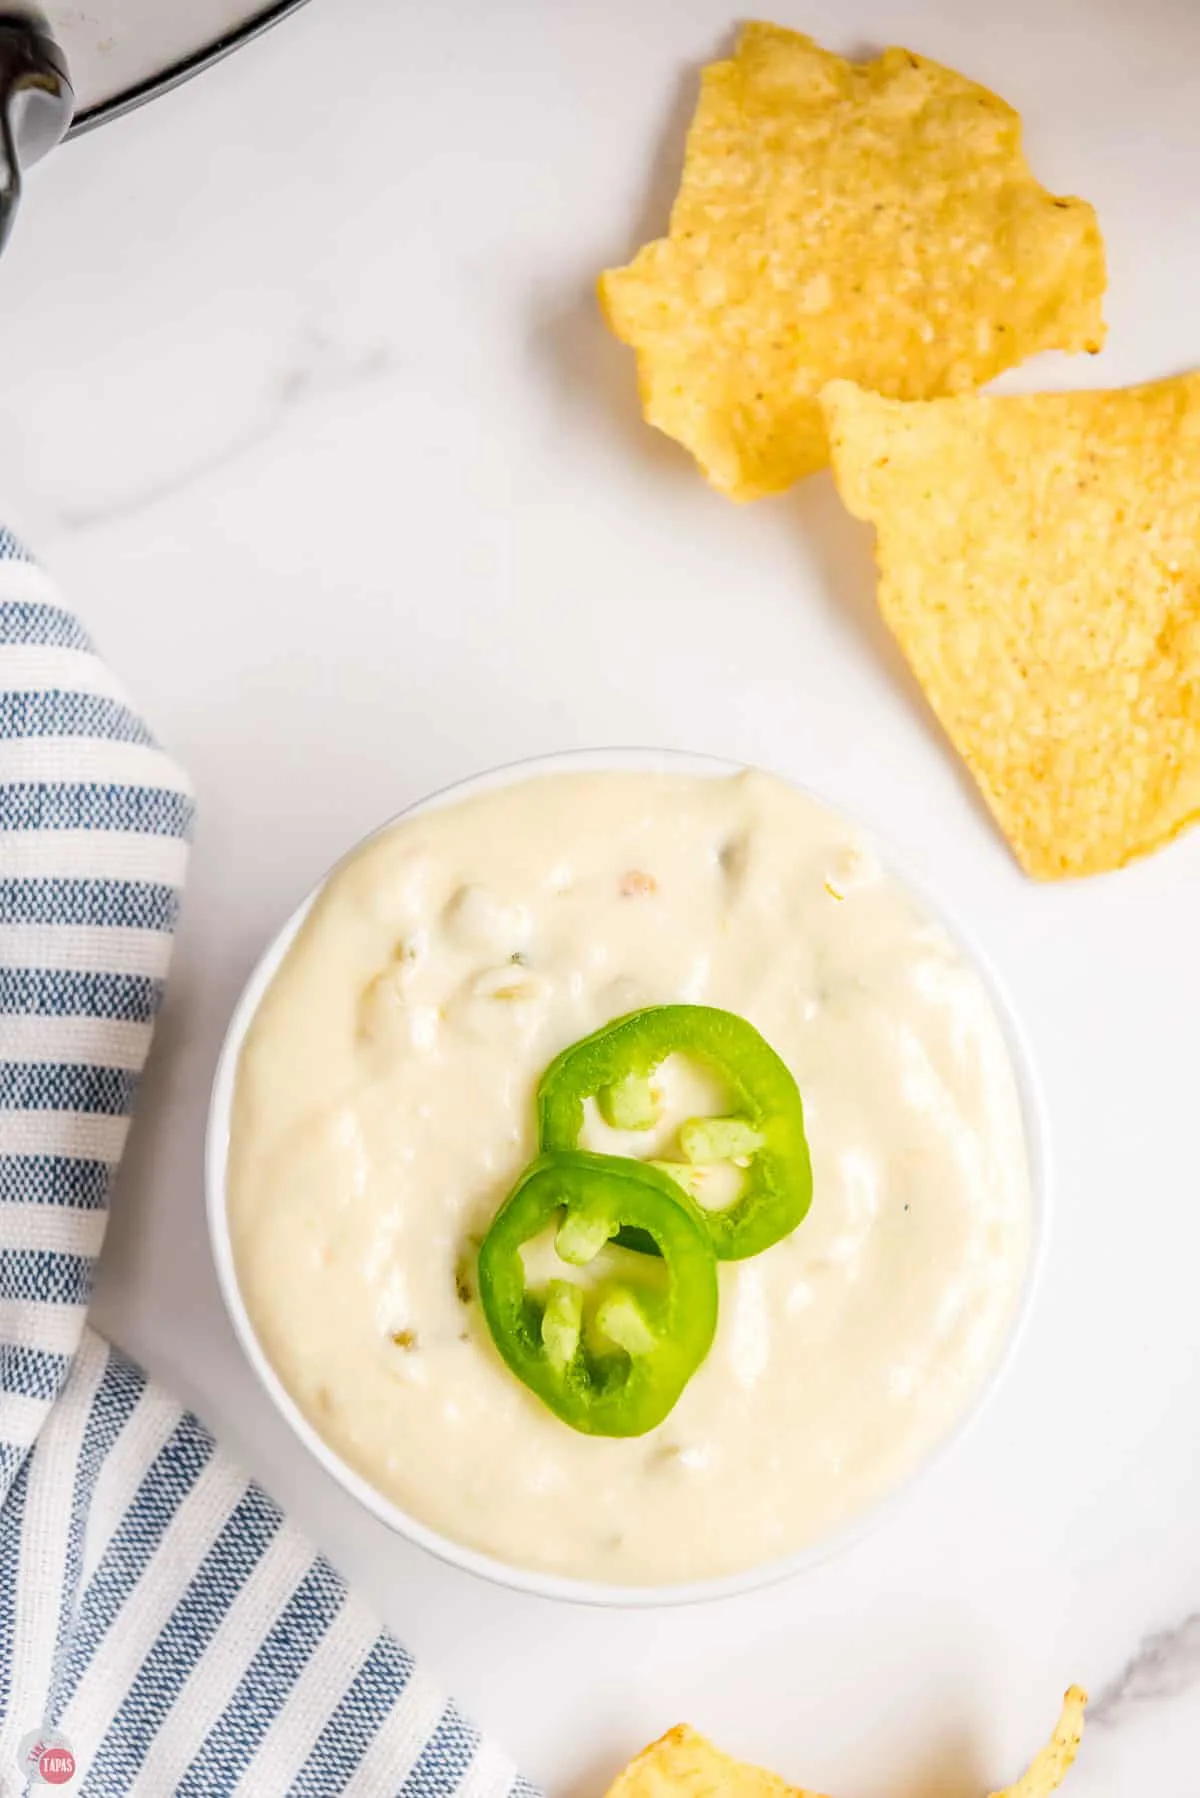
[476, 1149, 718, 1437]
[538, 1005, 812, 1261]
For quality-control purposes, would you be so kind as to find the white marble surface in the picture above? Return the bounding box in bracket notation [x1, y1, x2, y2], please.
[1, 0, 1198, 1791]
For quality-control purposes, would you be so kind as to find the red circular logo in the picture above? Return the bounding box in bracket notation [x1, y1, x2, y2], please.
[38, 1747, 76, 1785]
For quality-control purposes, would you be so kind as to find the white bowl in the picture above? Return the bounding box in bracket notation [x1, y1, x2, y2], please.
[206, 748, 1050, 1607]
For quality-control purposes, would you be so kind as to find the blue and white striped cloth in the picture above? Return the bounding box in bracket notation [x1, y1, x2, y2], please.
[0, 542, 537, 1797]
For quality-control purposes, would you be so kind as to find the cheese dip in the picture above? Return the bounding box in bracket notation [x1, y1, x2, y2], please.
[227, 769, 1032, 1584]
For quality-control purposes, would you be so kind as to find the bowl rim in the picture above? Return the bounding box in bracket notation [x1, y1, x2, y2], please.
[205, 745, 1051, 1608]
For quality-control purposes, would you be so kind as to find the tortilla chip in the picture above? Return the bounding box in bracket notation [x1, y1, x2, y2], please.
[991, 1688, 1087, 1797]
[822, 374, 1200, 879]
[603, 1725, 828, 1798]
[599, 23, 1105, 501]
[604, 1698, 1086, 1798]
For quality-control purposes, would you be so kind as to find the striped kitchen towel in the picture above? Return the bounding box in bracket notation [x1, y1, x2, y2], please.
[0, 542, 538, 1798]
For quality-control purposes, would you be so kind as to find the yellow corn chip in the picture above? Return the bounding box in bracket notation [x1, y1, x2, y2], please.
[602, 1725, 827, 1798]
[822, 374, 1200, 879]
[991, 1688, 1088, 1797]
[603, 1694, 1086, 1798]
[599, 23, 1105, 501]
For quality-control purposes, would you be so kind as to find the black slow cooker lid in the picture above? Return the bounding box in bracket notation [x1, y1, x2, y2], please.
[0, 1, 308, 248]
[48, 0, 310, 134]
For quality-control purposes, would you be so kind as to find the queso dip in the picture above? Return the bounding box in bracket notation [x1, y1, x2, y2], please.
[227, 769, 1032, 1584]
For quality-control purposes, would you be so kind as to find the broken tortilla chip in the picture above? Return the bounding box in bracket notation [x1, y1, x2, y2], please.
[603, 1691, 1087, 1798]
[991, 1688, 1088, 1797]
[602, 1725, 827, 1798]
[822, 374, 1200, 879]
[599, 23, 1106, 501]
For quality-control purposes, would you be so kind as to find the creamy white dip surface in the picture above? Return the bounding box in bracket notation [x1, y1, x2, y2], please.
[227, 769, 1032, 1584]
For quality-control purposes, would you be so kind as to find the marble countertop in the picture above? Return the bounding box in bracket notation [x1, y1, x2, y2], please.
[2, 0, 1198, 1791]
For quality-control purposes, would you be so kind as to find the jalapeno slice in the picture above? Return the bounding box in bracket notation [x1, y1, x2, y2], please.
[537, 1005, 812, 1261]
[476, 1149, 719, 1437]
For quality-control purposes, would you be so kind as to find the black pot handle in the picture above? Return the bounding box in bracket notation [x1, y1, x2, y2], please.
[0, 12, 71, 252]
